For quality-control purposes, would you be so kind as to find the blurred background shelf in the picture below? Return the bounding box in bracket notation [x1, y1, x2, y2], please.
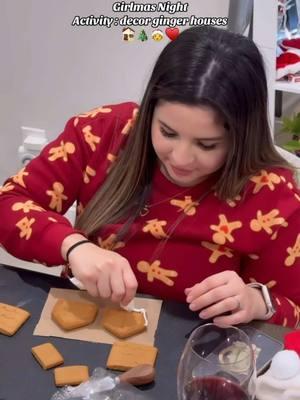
[275, 81, 300, 94]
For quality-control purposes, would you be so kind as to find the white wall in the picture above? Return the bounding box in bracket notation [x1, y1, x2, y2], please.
[253, 0, 277, 134]
[0, 0, 229, 184]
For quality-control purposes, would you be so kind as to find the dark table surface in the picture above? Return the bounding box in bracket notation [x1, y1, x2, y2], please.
[0, 264, 292, 400]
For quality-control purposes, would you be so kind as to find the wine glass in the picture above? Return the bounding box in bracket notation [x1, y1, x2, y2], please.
[177, 323, 256, 400]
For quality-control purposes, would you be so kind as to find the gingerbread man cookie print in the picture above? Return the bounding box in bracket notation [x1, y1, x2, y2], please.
[137, 260, 178, 287]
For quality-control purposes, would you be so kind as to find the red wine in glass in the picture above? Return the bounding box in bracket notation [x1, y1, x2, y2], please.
[184, 376, 250, 400]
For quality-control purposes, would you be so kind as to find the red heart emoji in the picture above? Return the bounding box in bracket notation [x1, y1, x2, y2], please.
[165, 27, 180, 41]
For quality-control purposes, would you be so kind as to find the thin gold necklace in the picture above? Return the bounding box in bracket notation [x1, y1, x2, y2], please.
[139, 186, 192, 217]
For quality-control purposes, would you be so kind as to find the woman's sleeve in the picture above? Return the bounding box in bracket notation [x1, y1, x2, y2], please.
[0, 103, 137, 266]
[241, 175, 300, 328]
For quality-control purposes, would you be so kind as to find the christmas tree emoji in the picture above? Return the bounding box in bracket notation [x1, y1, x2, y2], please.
[138, 30, 148, 42]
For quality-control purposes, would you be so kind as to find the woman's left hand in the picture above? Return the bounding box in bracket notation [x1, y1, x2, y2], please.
[185, 270, 267, 326]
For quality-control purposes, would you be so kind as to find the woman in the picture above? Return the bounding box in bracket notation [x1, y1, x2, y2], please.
[0, 26, 299, 327]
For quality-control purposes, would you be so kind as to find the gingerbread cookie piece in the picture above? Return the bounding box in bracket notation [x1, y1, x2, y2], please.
[101, 308, 146, 339]
[54, 365, 89, 386]
[31, 342, 64, 370]
[107, 341, 158, 371]
[51, 299, 98, 331]
[0, 303, 30, 336]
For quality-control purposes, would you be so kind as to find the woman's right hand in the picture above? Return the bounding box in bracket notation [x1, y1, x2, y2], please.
[61, 234, 138, 306]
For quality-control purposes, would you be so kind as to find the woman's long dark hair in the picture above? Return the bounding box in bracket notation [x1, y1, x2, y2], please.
[76, 26, 291, 237]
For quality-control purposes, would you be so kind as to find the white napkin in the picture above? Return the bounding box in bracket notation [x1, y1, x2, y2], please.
[256, 350, 300, 400]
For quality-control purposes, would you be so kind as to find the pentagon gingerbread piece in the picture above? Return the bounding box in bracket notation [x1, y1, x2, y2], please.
[0, 302, 30, 336]
[101, 308, 146, 339]
[51, 299, 98, 331]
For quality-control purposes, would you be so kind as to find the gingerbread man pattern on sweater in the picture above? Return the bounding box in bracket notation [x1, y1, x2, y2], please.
[0, 102, 299, 328]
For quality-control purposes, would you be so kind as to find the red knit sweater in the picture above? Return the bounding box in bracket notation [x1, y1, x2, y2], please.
[0, 102, 299, 327]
